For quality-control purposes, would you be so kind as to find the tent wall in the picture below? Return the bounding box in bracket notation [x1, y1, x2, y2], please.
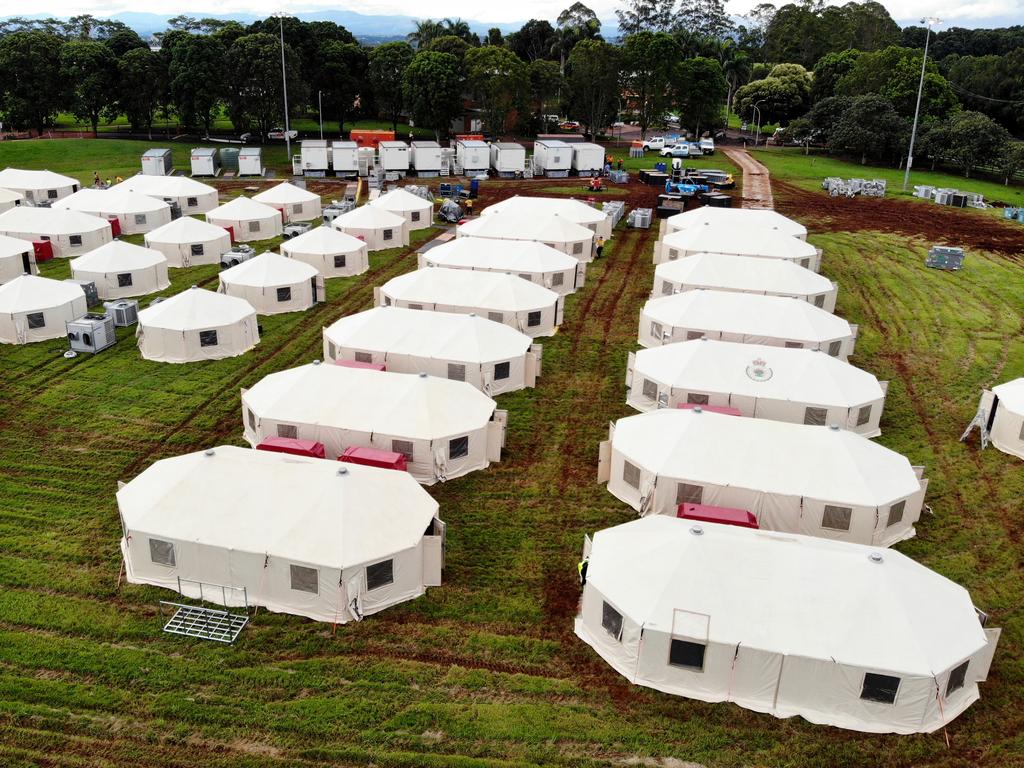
[208, 214, 282, 242]
[990, 402, 1024, 460]
[377, 204, 433, 231]
[137, 316, 260, 363]
[0, 226, 111, 258]
[283, 244, 369, 278]
[378, 292, 559, 339]
[654, 275, 838, 313]
[335, 222, 410, 251]
[105, 207, 172, 235]
[279, 198, 322, 222]
[417, 256, 582, 296]
[0, 252, 36, 283]
[654, 242, 819, 272]
[72, 264, 170, 300]
[0, 294, 89, 344]
[145, 232, 231, 268]
[219, 277, 320, 315]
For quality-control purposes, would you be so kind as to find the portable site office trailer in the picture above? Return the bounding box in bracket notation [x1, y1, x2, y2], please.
[300, 141, 330, 175]
[331, 141, 358, 176]
[378, 142, 410, 173]
[533, 140, 572, 178]
[190, 148, 220, 177]
[141, 149, 173, 176]
[410, 142, 442, 176]
[238, 148, 264, 177]
[572, 143, 605, 177]
[457, 140, 489, 173]
[490, 143, 526, 177]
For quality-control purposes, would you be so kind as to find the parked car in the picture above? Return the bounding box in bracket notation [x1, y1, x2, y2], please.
[220, 244, 257, 268]
[643, 137, 667, 151]
[660, 143, 690, 158]
[699, 138, 715, 155]
[267, 127, 298, 140]
[559, 120, 581, 131]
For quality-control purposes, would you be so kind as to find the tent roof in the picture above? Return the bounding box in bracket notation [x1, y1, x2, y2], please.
[665, 207, 807, 239]
[382, 267, 558, 311]
[613, 408, 920, 506]
[55, 188, 169, 215]
[117, 445, 438, 569]
[145, 215, 230, 244]
[634, 339, 883, 407]
[324, 306, 532, 363]
[69, 240, 167, 272]
[0, 168, 77, 189]
[281, 224, 366, 256]
[662, 223, 817, 259]
[0, 206, 112, 235]
[0, 233, 32, 259]
[252, 182, 320, 205]
[0, 274, 85, 312]
[138, 286, 255, 330]
[424, 237, 578, 272]
[245, 363, 496, 441]
[370, 188, 433, 213]
[207, 196, 281, 221]
[481, 196, 606, 226]
[643, 290, 852, 342]
[0, 188, 23, 203]
[588, 515, 987, 675]
[219, 251, 318, 287]
[332, 204, 406, 229]
[457, 212, 594, 243]
[993, 378, 1024, 413]
[111, 174, 218, 198]
[655, 253, 832, 295]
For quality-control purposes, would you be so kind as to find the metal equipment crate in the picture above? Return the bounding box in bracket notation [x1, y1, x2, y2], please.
[627, 208, 652, 229]
[926, 245, 965, 271]
[158, 578, 250, 644]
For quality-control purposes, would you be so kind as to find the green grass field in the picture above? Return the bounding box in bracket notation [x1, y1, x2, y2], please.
[0, 139, 1022, 767]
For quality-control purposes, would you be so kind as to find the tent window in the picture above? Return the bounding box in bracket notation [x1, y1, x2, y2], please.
[392, 439, 414, 460]
[946, 660, 968, 697]
[784, 341, 803, 349]
[494, 361, 510, 380]
[601, 601, 623, 641]
[669, 639, 706, 671]
[191, 244, 204, 256]
[187, 197, 198, 207]
[488, 311, 503, 323]
[277, 287, 291, 302]
[277, 424, 298, 439]
[327, 342, 336, 359]
[814, 294, 825, 308]
[149, 538, 176, 566]
[860, 673, 900, 704]
[622, 461, 641, 489]
[135, 214, 147, 225]
[676, 483, 703, 505]
[1018, 421, 1024, 441]
[448, 363, 466, 381]
[857, 405, 872, 426]
[26, 312, 45, 329]
[821, 505, 852, 531]
[117, 273, 133, 287]
[289, 564, 318, 594]
[292, 203, 303, 214]
[828, 340, 842, 357]
[449, 436, 469, 459]
[247, 409, 256, 430]
[650, 321, 663, 340]
[687, 393, 709, 405]
[800, 258, 810, 268]
[668, 248, 679, 260]
[69, 235, 83, 246]
[527, 311, 542, 327]
[366, 559, 394, 590]
[411, 211, 421, 222]
[552, 272, 564, 287]
[334, 254, 346, 268]
[661, 280, 674, 296]
[383, 229, 393, 241]
[199, 330, 218, 347]
[407, 303, 423, 311]
[518, 273, 532, 281]
[804, 407, 827, 426]
[47, 189, 59, 199]
[384, 296, 391, 306]
[573, 242, 584, 255]
[887, 500, 905, 527]
[686, 331, 703, 341]
[354, 351, 373, 363]
[248, 221, 260, 232]
[642, 379, 658, 400]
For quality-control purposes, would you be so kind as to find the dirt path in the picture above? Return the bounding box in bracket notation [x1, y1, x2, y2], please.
[722, 147, 774, 210]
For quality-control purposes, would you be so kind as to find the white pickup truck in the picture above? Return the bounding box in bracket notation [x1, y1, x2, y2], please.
[642, 137, 668, 151]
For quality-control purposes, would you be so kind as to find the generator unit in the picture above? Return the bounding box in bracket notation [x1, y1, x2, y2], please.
[238, 147, 264, 176]
[331, 141, 358, 177]
[104, 299, 139, 327]
[190, 147, 221, 177]
[378, 141, 410, 174]
[65, 279, 99, 307]
[67, 313, 116, 354]
[926, 246, 965, 271]
[141, 148, 173, 176]
[300, 140, 330, 176]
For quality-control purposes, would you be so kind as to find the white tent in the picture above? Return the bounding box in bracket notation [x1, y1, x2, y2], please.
[576, 515, 999, 734]
[118, 445, 446, 624]
[0, 207, 112, 258]
[974, 379, 1024, 460]
[253, 182, 322, 222]
[206, 196, 283, 242]
[0, 274, 87, 344]
[144, 216, 232, 268]
[137, 286, 259, 363]
[420, 237, 584, 295]
[370, 188, 434, 231]
[599, 408, 926, 546]
[639, 290, 857, 360]
[660, 206, 808, 240]
[69, 241, 170, 300]
[0, 188, 23, 212]
[323, 306, 541, 395]
[457, 213, 595, 262]
[481, 195, 612, 239]
[655, 225, 821, 271]
[280, 225, 369, 278]
[55, 188, 172, 235]
[0, 168, 79, 203]
[626, 339, 886, 436]
[242, 363, 506, 484]
[378, 267, 562, 338]
[218, 252, 323, 315]
[0, 234, 35, 283]
[654, 253, 837, 312]
[111, 174, 219, 215]
[332, 205, 409, 251]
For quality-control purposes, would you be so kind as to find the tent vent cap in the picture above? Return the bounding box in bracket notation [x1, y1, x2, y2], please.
[868, 552, 884, 564]
[469, 312, 476, 317]
[689, 525, 704, 536]
[204, 448, 215, 457]
[829, 424, 840, 431]
[337, 467, 349, 475]
[190, 284, 198, 289]
[419, 372, 427, 378]
[693, 406, 702, 414]
[313, 359, 321, 365]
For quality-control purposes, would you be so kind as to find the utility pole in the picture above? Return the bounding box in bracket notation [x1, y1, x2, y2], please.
[274, 12, 292, 164]
[903, 17, 941, 192]
[318, 90, 324, 140]
[753, 100, 765, 148]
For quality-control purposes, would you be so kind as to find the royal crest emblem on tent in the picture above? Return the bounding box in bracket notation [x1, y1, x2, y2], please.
[746, 358, 773, 381]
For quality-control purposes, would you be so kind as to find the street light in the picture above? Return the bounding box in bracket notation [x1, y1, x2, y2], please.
[318, 90, 324, 140]
[903, 17, 941, 191]
[753, 100, 765, 148]
[273, 12, 293, 164]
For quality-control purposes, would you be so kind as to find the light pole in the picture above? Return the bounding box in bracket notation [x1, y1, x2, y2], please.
[318, 90, 324, 140]
[903, 17, 941, 191]
[753, 100, 765, 148]
[273, 12, 292, 163]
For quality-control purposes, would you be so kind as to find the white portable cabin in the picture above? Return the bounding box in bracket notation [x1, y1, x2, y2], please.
[300, 140, 330, 173]
[118, 445, 446, 624]
[576, 516, 999, 734]
[111, 175, 219, 215]
[660, 207, 808, 240]
[974, 379, 1024, 460]
[421, 237, 584, 295]
[332, 205, 409, 251]
[626, 339, 886, 436]
[323, 306, 541, 395]
[571, 143, 605, 176]
[481, 195, 612, 239]
[330, 141, 358, 175]
[280, 225, 369, 278]
[457, 213, 595, 261]
[238, 148, 264, 176]
[0, 169, 79, 203]
[136, 286, 259, 363]
[369, 188, 433, 231]
[69, 241, 170, 300]
[144, 216, 232, 268]
[0, 188, 23, 212]
[456, 140, 489, 173]
[205, 197, 283, 243]
[0, 234, 36, 283]
[378, 141, 410, 173]
[0, 207, 112, 258]
[141, 148, 173, 176]
[654, 253, 837, 312]
[218, 252, 323, 315]
[0, 274, 88, 344]
[532, 139, 572, 177]
[190, 147, 220, 177]
[378, 267, 562, 338]
[639, 290, 857, 360]
[490, 142, 526, 176]
[410, 141, 442, 175]
[599, 408, 926, 547]
[55, 188, 172, 235]
[253, 182, 322, 223]
[242, 363, 506, 485]
[656, 225, 821, 271]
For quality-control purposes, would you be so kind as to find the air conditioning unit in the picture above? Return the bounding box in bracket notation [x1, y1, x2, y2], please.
[67, 313, 116, 353]
[104, 299, 139, 327]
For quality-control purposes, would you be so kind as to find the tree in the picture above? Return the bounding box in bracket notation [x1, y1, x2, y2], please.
[115, 47, 162, 137]
[440, 18, 478, 44]
[829, 94, 907, 164]
[168, 34, 225, 134]
[507, 20, 557, 62]
[765, 1, 899, 68]
[719, 40, 752, 117]
[368, 42, 415, 132]
[945, 49, 1024, 136]
[315, 41, 367, 134]
[811, 50, 859, 102]
[225, 33, 306, 138]
[60, 40, 118, 134]
[620, 32, 680, 137]
[402, 51, 464, 140]
[999, 141, 1024, 185]
[407, 19, 446, 49]
[486, 28, 504, 47]
[836, 46, 959, 120]
[673, 57, 727, 136]
[103, 29, 148, 58]
[734, 63, 812, 125]
[0, 31, 64, 132]
[528, 59, 563, 126]
[552, 4, 602, 75]
[567, 39, 620, 137]
[428, 35, 472, 62]
[674, 0, 734, 39]
[944, 111, 1012, 177]
[616, 0, 673, 35]
[465, 46, 530, 136]
[802, 95, 853, 145]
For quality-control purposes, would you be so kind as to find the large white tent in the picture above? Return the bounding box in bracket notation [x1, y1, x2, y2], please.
[655, 225, 821, 271]
[144, 216, 232, 268]
[0, 274, 87, 344]
[481, 195, 613, 239]
[253, 182, 322, 222]
[55, 188, 172, 235]
[599, 408, 926, 546]
[654, 253, 837, 312]
[370, 188, 434, 231]
[0, 168, 79, 203]
[280, 225, 369, 278]
[111, 174, 219, 215]
[118, 445, 446, 624]
[457, 213, 595, 261]
[639, 290, 857, 360]
[323, 306, 541, 395]
[69, 241, 170, 300]
[218, 252, 323, 315]
[420, 237, 584, 295]
[137, 286, 259, 363]
[660, 206, 808, 240]
[206, 196, 283, 242]
[0, 207, 112, 258]
[242, 362, 506, 484]
[972, 378, 1024, 460]
[626, 339, 886, 435]
[576, 515, 999, 734]
[0, 188, 23, 212]
[378, 267, 562, 338]
[0, 234, 35, 283]
[332, 205, 410, 251]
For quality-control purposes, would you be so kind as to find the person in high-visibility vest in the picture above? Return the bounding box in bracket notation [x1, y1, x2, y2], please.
[577, 558, 589, 586]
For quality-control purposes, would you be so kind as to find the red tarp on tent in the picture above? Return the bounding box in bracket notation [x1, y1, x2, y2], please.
[33, 240, 54, 262]
[677, 503, 759, 529]
[107, 217, 121, 236]
[256, 437, 327, 459]
[676, 403, 743, 417]
[332, 359, 386, 371]
[339, 446, 408, 471]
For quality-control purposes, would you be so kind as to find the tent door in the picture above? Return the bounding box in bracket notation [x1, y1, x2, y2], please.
[625, 351, 635, 388]
[582, 533, 592, 561]
[373, 286, 381, 305]
[525, 352, 538, 387]
[976, 627, 1002, 681]
[21, 252, 33, 275]
[422, 517, 446, 586]
[597, 439, 611, 483]
[486, 410, 508, 461]
[530, 344, 543, 376]
[555, 297, 564, 326]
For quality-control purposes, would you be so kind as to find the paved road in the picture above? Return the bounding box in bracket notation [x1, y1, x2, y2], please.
[722, 147, 774, 210]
